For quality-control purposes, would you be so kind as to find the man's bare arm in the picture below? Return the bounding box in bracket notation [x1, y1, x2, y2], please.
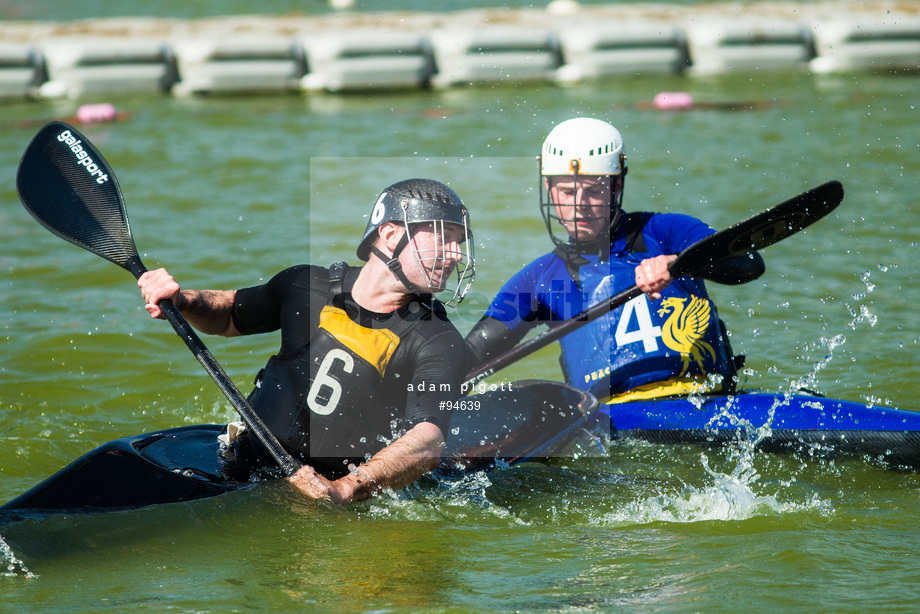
[288, 421, 444, 505]
[138, 268, 240, 337]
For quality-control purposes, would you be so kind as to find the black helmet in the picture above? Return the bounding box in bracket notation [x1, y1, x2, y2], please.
[357, 178, 475, 307]
[358, 178, 470, 260]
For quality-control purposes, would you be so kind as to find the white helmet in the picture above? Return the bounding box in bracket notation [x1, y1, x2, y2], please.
[541, 117, 626, 176]
[539, 118, 627, 251]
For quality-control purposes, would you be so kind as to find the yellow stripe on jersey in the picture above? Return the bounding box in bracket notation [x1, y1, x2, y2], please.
[318, 306, 401, 377]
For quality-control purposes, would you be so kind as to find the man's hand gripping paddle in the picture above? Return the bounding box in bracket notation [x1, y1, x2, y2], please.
[16, 120, 301, 477]
[464, 180, 845, 391]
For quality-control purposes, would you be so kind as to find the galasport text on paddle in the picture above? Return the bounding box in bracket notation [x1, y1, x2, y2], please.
[16, 120, 302, 477]
[463, 180, 844, 392]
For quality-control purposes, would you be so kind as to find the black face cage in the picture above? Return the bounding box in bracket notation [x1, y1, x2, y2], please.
[539, 168, 625, 250]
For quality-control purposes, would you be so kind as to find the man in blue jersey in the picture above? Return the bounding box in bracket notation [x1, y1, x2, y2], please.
[465, 118, 765, 403]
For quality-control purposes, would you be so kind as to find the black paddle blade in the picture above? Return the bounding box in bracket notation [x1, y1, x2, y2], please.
[672, 180, 844, 277]
[16, 121, 140, 271]
[14, 122, 298, 475]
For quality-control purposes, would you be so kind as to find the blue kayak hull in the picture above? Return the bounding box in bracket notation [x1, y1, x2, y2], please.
[600, 391, 920, 466]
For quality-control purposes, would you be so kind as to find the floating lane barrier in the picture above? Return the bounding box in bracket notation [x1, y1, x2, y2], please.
[810, 19, 920, 73]
[171, 37, 307, 96]
[1, 3, 918, 101]
[686, 21, 816, 74]
[301, 29, 436, 92]
[0, 43, 45, 99]
[554, 23, 691, 82]
[37, 39, 178, 99]
[429, 26, 561, 88]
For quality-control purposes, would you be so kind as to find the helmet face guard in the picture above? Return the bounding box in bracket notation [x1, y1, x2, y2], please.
[403, 216, 475, 308]
[538, 118, 627, 252]
[358, 178, 476, 307]
[539, 167, 624, 250]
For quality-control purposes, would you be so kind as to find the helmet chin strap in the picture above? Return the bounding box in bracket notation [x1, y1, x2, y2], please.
[370, 233, 427, 295]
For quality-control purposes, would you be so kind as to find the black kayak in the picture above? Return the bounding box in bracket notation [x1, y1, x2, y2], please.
[0, 380, 596, 522]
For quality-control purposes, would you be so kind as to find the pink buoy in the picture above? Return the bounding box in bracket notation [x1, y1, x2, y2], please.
[652, 92, 694, 110]
[75, 103, 117, 124]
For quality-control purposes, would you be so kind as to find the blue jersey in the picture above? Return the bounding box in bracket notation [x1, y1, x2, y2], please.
[483, 212, 734, 399]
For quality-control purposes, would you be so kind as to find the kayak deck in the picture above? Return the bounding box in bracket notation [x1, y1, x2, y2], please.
[0, 426, 249, 519]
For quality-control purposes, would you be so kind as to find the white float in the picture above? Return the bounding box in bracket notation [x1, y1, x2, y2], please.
[686, 21, 816, 74]
[0, 43, 44, 99]
[301, 30, 435, 92]
[555, 24, 691, 82]
[810, 19, 920, 73]
[37, 39, 178, 99]
[171, 38, 306, 96]
[429, 27, 561, 88]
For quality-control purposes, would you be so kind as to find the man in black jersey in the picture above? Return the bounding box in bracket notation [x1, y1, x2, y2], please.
[138, 179, 475, 505]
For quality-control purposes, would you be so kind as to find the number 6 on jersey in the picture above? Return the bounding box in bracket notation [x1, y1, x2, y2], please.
[307, 349, 354, 415]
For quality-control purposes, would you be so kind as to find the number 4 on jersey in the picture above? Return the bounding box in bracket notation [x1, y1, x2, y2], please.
[614, 295, 662, 352]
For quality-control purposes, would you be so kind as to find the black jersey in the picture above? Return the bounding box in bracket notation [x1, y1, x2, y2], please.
[232, 264, 465, 478]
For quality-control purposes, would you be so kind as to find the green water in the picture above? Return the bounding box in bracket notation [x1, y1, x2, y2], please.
[2, 65, 920, 611]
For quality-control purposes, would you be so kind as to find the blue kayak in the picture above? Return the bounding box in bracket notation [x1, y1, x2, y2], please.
[599, 390, 920, 467]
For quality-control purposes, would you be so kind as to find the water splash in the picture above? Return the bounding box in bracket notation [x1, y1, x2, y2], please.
[598, 429, 835, 527]
[791, 333, 846, 395]
[598, 452, 818, 525]
[564, 427, 610, 460]
[846, 270, 879, 329]
[610, 313, 859, 528]
[643, 266, 896, 526]
[1, 533, 35, 579]
[851, 270, 876, 302]
[367, 466, 526, 524]
[428, 467, 498, 509]
[691, 329, 850, 520]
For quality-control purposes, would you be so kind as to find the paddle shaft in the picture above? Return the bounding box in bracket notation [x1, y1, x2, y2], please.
[123, 257, 301, 476]
[463, 180, 844, 390]
[463, 276, 640, 390]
